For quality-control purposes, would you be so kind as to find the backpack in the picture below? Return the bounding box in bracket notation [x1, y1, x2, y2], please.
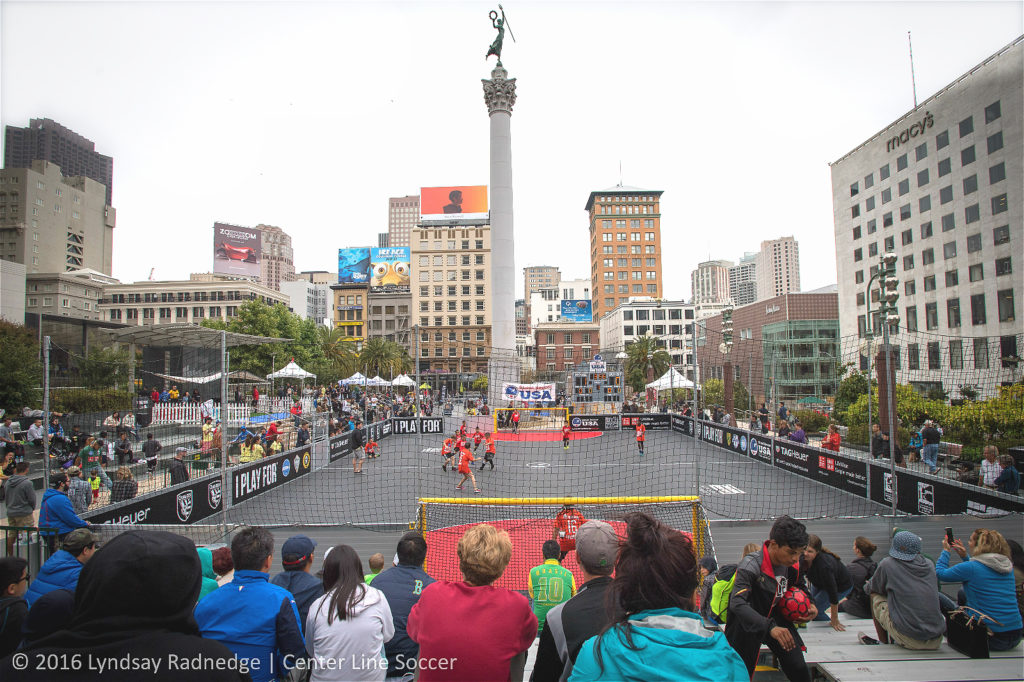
[706, 563, 739, 623]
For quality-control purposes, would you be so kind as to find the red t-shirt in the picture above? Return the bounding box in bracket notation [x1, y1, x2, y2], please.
[408, 581, 537, 682]
[511, 411, 520, 422]
[473, 432, 483, 444]
[562, 425, 571, 439]
[555, 508, 586, 552]
[457, 447, 475, 474]
[636, 424, 646, 441]
[486, 437, 496, 454]
[442, 438, 453, 455]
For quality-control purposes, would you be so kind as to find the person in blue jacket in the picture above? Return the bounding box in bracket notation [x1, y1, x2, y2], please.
[38, 472, 91, 553]
[570, 513, 747, 681]
[25, 528, 99, 608]
[937, 528, 1022, 651]
[194, 526, 307, 682]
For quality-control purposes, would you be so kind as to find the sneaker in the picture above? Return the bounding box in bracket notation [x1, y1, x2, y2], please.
[858, 632, 880, 646]
[474, 488, 481, 494]
[455, 485, 463, 490]
[442, 465, 447, 472]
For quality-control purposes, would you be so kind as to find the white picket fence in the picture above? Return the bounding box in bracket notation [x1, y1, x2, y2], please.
[150, 398, 315, 424]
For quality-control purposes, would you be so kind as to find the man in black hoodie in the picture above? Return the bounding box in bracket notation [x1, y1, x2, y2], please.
[0, 557, 29, 657]
[270, 534, 323, 634]
[726, 515, 817, 682]
[0, 530, 252, 681]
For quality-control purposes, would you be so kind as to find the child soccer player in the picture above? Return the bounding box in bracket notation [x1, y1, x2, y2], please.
[455, 444, 480, 493]
[364, 439, 379, 459]
[635, 421, 646, 455]
[459, 420, 468, 438]
[562, 422, 572, 450]
[89, 469, 101, 502]
[479, 432, 496, 471]
[472, 427, 484, 453]
[726, 515, 817, 681]
[441, 434, 457, 472]
[553, 504, 586, 562]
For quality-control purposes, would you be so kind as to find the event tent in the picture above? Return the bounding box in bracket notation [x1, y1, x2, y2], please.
[368, 375, 389, 386]
[391, 374, 416, 387]
[341, 372, 366, 385]
[645, 367, 696, 391]
[266, 360, 316, 381]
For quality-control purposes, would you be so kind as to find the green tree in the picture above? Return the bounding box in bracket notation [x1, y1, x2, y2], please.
[313, 325, 358, 383]
[624, 336, 671, 393]
[0, 321, 41, 411]
[702, 378, 724, 406]
[358, 338, 412, 378]
[472, 375, 488, 392]
[833, 367, 870, 424]
[75, 346, 131, 390]
[202, 300, 323, 377]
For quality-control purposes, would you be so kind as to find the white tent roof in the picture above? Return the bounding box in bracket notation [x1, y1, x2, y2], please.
[368, 375, 389, 386]
[646, 367, 696, 390]
[391, 374, 416, 387]
[267, 360, 316, 380]
[341, 372, 366, 385]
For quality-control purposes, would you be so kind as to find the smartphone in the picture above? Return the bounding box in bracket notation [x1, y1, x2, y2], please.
[945, 527, 955, 544]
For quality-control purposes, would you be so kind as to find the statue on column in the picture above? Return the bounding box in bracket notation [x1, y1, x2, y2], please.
[486, 5, 515, 65]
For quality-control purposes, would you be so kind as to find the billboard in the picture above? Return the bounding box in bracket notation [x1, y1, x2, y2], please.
[370, 247, 411, 291]
[213, 223, 261, 278]
[338, 248, 371, 284]
[560, 299, 593, 322]
[420, 185, 488, 221]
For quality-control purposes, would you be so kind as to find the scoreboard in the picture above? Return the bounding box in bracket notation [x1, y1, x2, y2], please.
[568, 356, 624, 404]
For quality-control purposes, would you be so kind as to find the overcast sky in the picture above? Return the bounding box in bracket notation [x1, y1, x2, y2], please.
[2, 1, 1020, 299]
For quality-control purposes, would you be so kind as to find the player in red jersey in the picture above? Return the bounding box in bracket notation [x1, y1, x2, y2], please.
[479, 432, 496, 471]
[635, 421, 646, 456]
[561, 422, 572, 451]
[472, 426, 484, 452]
[459, 420, 468, 438]
[441, 435, 456, 472]
[455, 445, 480, 493]
[553, 504, 586, 561]
[511, 409, 520, 434]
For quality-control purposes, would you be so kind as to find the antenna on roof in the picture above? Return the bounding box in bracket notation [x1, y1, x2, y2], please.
[908, 31, 918, 108]
[618, 160, 622, 187]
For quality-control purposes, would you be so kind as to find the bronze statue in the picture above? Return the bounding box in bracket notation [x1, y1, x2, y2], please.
[486, 5, 515, 65]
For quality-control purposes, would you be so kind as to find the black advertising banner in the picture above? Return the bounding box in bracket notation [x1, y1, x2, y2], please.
[868, 463, 1024, 515]
[671, 414, 695, 436]
[745, 434, 773, 464]
[621, 414, 671, 430]
[772, 441, 816, 480]
[232, 446, 312, 506]
[85, 473, 223, 526]
[329, 432, 352, 462]
[696, 420, 727, 447]
[569, 415, 606, 432]
[815, 451, 869, 498]
[391, 417, 445, 435]
[420, 417, 444, 434]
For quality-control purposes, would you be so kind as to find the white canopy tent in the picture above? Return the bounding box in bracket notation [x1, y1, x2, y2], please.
[266, 360, 317, 381]
[391, 374, 416, 387]
[368, 375, 389, 387]
[646, 367, 697, 391]
[341, 372, 366, 385]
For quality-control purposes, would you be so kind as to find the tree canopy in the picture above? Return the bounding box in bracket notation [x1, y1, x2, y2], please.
[623, 336, 671, 393]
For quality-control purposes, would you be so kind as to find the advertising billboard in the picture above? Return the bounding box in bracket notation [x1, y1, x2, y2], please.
[420, 185, 488, 221]
[213, 223, 261, 278]
[370, 247, 411, 291]
[560, 299, 593, 322]
[338, 248, 371, 284]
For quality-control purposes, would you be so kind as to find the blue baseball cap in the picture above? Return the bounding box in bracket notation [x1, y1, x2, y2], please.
[281, 535, 317, 565]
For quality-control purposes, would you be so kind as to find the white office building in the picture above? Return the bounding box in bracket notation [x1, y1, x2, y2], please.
[599, 298, 696, 373]
[280, 279, 330, 323]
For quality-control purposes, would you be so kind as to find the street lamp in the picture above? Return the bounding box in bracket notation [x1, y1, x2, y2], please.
[720, 305, 735, 425]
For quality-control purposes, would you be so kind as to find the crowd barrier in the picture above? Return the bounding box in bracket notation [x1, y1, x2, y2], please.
[149, 398, 315, 424]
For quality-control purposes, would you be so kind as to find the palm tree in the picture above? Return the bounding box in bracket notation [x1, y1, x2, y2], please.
[624, 336, 671, 394]
[317, 326, 358, 378]
[358, 338, 412, 378]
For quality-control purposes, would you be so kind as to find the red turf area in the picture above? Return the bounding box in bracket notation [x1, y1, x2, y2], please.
[424, 518, 627, 592]
[490, 431, 601, 442]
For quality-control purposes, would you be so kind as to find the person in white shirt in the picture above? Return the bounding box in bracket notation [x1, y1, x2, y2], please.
[26, 419, 45, 446]
[980, 445, 1002, 488]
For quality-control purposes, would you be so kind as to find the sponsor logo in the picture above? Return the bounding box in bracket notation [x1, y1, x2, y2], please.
[302, 452, 310, 468]
[504, 385, 518, 398]
[176, 490, 194, 522]
[966, 499, 1011, 517]
[208, 481, 222, 510]
[726, 433, 733, 447]
[103, 507, 150, 525]
[883, 472, 894, 503]
[236, 462, 279, 497]
[739, 435, 747, 453]
[917, 482, 934, 514]
[282, 457, 291, 477]
[775, 445, 807, 462]
[749, 438, 759, 457]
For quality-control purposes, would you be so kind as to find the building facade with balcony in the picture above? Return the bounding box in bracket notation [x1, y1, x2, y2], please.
[99, 278, 289, 326]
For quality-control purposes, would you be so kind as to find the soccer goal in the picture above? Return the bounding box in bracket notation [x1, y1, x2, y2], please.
[492, 406, 569, 432]
[415, 496, 713, 591]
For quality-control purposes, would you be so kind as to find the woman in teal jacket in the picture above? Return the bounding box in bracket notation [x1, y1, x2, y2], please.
[570, 513, 747, 681]
[937, 528, 1022, 651]
[197, 547, 220, 601]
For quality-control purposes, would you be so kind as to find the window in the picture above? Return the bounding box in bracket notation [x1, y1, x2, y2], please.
[969, 263, 984, 282]
[901, 229, 913, 245]
[855, 270, 865, 284]
[923, 275, 935, 291]
[941, 213, 955, 231]
[869, 242, 878, 257]
[883, 212, 893, 227]
[849, 182, 858, 196]
[964, 203, 982, 224]
[990, 162, 1006, 184]
[943, 241, 956, 259]
[938, 158, 951, 176]
[852, 226, 862, 240]
[936, 130, 949, 149]
[945, 270, 958, 287]
[991, 193, 1007, 215]
[925, 302, 938, 330]
[865, 196, 875, 211]
[907, 343, 920, 370]
[898, 179, 909, 195]
[993, 225, 1010, 245]
[915, 143, 928, 161]
[959, 116, 974, 137]
[880, 164, 890, 180]
[973, 338, 990, 369]
[853, 248, 862, 262]
[939, 185, 953, 204]
[985, 101, 1001, 123]
[995, 257, 1012, 276]
[645, 232, 655, 241]
[897, 153, 908, 171]
[970, 293, 986, 325]
[961, 145, 976, 166]
[917, 168, 929, 187]
[867, 219, 877, 234]
[856, 292, 866, 306]
[905, 306, 918, 331]
[949, 340, 963, 370]
[900, 204, 911, 221]
[997, 289, 1015, 322]
[881, 188, 891, 204]
[927, 342, 941, 370]
[947, 298, 961, 328]
[921, 248, 934, 265]
[967, 233, 982, 253]
[884, 235, 895, 251]
[1001, 336, 1019, 369]
[905, 280, 915, 296]
[987, 131, 1003, 154]
[920, 221, 932, 239]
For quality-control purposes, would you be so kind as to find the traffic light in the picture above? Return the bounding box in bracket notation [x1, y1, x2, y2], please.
[722, 307, 734, 348]
[878, 252, 900, 326]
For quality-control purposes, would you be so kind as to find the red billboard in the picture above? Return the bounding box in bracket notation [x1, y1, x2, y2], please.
[213, 223, 261, 278]
[420, 185, 488, 221]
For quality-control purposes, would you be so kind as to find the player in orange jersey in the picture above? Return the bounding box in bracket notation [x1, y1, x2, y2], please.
[553, 504, 586, 561]
[454, 445, 480, 493]
[635, 421, 646, 456]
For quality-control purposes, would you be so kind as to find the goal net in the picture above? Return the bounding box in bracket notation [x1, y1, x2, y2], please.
[493, 406, 569, 432]
[415, 496, 713, 591]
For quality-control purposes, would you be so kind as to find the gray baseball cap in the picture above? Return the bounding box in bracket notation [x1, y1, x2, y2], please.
[575, 520, 619, 573]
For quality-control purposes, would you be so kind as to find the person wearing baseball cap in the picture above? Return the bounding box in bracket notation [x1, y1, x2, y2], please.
[169, 446, 190, 485]
[270, 534, 323, 634]
[533, 520, 623, 680]
[859, 530, 945, 648]
[25, 528, 100, 608]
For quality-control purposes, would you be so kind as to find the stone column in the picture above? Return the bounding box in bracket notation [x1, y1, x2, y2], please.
[483, 65, 519, 402]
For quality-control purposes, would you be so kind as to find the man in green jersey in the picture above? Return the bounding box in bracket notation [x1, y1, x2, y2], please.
[528, 540, 576, 635]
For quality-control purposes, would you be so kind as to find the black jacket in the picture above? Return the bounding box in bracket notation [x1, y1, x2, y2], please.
[802, 551, 852, 606]
[0, 596, 27, 658]
[0, 530, 251, 680]
[844, 556, 877, 615]
[531, 576, 621, 682]
[169, 457, 189, 485]
[921, 426, 941, 445]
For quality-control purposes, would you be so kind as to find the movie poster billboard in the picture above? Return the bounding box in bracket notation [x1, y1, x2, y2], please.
[420, 185, 488, 221]
[213, 223, 261, 277]
[370, 247, 411, 291]
[338, 248, 371, 284]
[560, 299, 593, 322]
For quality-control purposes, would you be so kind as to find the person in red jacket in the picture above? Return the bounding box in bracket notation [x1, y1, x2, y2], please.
[408, 524, 536, 681]
[511, 409, 520, 434]
[562, 422, 572, 451]
[635, 421, 646, 456]
[820, 423, 841, 452]
[455, 446, 480, 493]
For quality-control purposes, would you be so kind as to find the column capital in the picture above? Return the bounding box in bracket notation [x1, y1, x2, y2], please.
[482, 65, 517, 116]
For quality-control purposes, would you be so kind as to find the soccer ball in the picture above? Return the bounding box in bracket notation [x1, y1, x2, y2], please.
[779, 586, 812, 622]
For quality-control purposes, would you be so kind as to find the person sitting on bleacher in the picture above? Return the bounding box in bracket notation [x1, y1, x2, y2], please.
[860, 531, 945, 649]
[27, 418, 45, 446]
[839, 536, 877, 620]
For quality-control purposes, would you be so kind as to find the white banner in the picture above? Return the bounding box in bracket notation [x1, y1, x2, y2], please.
[502, 382, 556, 402]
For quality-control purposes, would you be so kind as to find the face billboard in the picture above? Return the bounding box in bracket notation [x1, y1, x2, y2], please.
[370, 247, 411, 291]
[213, 223, 261, 277]
[560, 299, 593, 322]
[420, 185, 488, 221]
[338, 248, 371, 284]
